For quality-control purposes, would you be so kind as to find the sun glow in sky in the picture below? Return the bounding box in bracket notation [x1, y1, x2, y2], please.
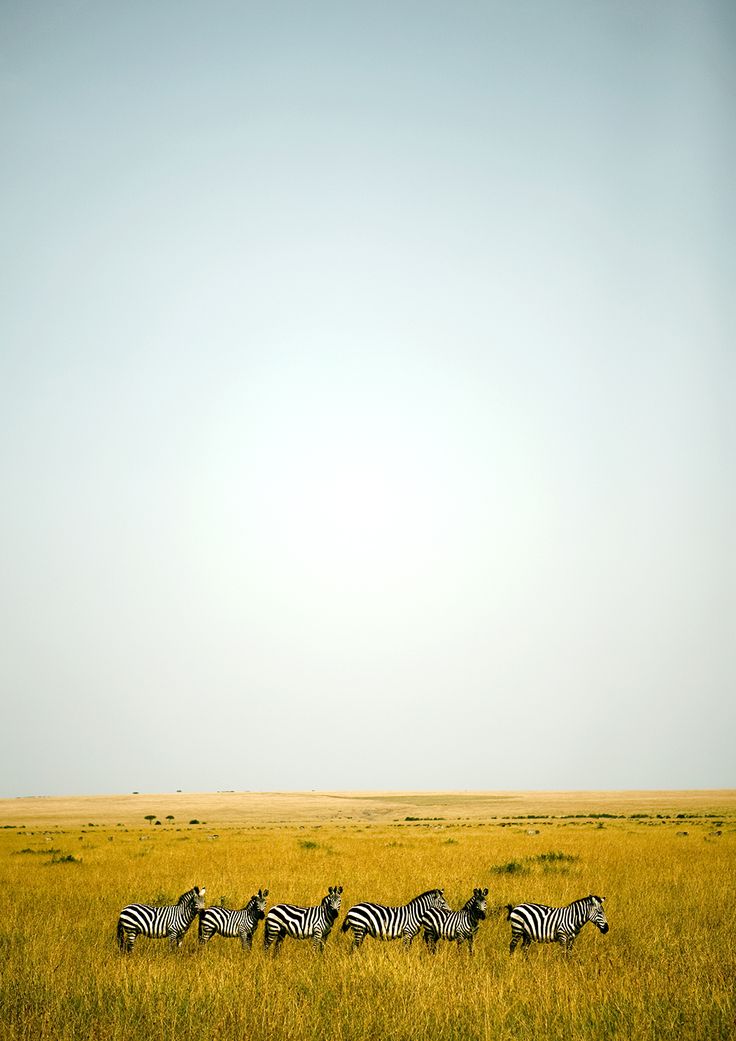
[1, 1, 733, 796]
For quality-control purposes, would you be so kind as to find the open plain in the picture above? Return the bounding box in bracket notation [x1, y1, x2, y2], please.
[1, 790, 734, 1040]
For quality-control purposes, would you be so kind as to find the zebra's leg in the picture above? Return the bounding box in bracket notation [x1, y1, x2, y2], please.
[521, 935, 532, 954]
[466, 935, 475, 956]
[312, 930, 326, 953]
[351, 927, 366, 951]
[273, 931, 285, 956]
[425, 931, 438, 955]
[509, 930, 522, 954]
[168, 930, 180, 951]
[240, 931, 253, 952]
[122, 929, 136, 954]
[402, 927, 418, 949]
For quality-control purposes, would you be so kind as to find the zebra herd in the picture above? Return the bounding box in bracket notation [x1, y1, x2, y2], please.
[116, 885, 609, 956]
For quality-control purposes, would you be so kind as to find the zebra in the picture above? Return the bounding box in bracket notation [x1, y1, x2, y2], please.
[421, 886, 488, 955]
[341, 889, 450, 949]
[198, 888, 269, 950]
[117, 885, 206, 953]
[507, 894, 609, 954]
[263, 885, 343, 953]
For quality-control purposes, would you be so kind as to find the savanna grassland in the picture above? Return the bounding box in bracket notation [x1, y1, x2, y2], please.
[1, 791, 734, 1041]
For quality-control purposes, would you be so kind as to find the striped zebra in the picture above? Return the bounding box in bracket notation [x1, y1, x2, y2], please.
[116, 885, 206, 953]
[421, 886, 488, 955]
[264, 885, 343, 953]
[341, 889, 450, 949]
[198, 888, 269, 950]
[507, 894, 609, 954]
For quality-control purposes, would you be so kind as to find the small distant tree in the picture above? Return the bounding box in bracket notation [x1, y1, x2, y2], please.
[144, 815, 156, 826]
[155, 820, 162, 826]
[166, 815, 174, 823]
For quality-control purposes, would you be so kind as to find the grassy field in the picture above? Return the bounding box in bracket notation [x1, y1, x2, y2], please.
[1, 791, 734, 1040]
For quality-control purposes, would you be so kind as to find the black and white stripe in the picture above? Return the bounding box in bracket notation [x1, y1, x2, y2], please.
[507, 894, 609, 954]
[117, 885, 206, 953]
[264, 886, 343, 953]
[341, 889, 450, 949]
[421, 887, 488, 954]
[198, 889, 268, 950]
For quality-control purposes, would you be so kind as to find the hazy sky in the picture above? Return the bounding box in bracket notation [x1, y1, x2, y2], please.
[1, 1, 733, 797]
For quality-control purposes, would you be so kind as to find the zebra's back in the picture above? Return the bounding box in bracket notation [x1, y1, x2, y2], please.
[344, 902, 413, 939]
[508, 903, 558, 941]
[422, 907, 464, 937]
[199, 906, 248, 939]
[118, 902, 177, 938]
[266, 903, 319, 938]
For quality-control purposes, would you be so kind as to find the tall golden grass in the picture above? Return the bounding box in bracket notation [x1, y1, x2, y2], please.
[1, 792, 734, 1040]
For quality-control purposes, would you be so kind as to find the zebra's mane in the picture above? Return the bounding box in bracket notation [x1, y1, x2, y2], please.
[411, 889, 443, 903]
[176, 888, 196, 906]
[568, 895, 597, 910]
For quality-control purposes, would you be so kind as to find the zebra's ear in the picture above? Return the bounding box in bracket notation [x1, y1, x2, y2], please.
[338, 885, 343, 893]
[483, 888, 488, 896]
[263, 888, 269, 897]
[194, 886, 200, 894]
[328, 886, 334, 894]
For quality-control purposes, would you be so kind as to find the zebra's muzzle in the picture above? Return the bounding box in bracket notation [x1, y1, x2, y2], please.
[599, 923, 609, 933]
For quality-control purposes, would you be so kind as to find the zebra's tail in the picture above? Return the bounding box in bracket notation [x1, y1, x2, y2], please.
[505, 904, 514, 920]
[116, 918, 125, 950]
[340, 917, 351, 933]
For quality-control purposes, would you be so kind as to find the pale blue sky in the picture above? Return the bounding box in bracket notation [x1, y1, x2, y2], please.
[1, 1, 733, 797]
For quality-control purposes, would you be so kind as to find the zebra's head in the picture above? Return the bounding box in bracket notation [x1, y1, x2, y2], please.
[588, 895, 608, 933]
[429, 888, 451, 913]
[323, 885, 343, 922]
[469, 887, 488, 920]
[252, 888, 269, 920]
[181, 885, 206, 912]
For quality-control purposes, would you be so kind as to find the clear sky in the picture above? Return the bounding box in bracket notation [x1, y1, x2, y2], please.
[1, 1, 733, 797]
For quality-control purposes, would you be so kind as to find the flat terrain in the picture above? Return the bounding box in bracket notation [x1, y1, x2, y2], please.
[3, 788, 734, 826]
[1, 791, 734, 1040]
